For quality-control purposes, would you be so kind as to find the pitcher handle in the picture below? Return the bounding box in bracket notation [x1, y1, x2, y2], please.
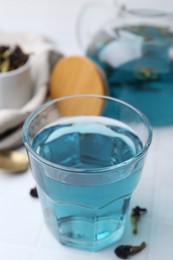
[76, 0, 119, 52]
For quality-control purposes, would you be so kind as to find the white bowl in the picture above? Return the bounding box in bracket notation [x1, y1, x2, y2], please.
[0, 58, 32, 109]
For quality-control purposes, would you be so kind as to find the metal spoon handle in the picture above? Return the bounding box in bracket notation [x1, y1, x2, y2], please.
[0, 150, 29, 172]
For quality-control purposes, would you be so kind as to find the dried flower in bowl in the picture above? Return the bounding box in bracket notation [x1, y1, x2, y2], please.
[0, 45, 29, 72]
[0, 45, 32, 109]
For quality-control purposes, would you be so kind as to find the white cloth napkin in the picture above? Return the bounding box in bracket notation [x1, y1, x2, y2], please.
[0, 32, 63, 150]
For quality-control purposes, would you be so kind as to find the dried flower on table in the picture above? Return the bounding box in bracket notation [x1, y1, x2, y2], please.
[30, 187, 38, 198]
[114, 241, 146, 259]
[130, 206, 147, 234]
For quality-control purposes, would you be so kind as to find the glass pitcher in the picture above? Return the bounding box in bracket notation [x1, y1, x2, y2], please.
[77, 0, 173, 126]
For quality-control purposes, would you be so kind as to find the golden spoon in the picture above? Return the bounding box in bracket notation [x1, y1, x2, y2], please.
[0, 150, 29, 172]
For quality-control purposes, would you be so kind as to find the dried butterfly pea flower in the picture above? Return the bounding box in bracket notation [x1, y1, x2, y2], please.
[114, 241, 146, 259]
[131, 206, 147, 234]
[30, 187, 38, 198]
[0, 45, 29, 72]
[135, 67, 161, 82]
[0, 46, 9, 54]
[0, 59, 10, 72]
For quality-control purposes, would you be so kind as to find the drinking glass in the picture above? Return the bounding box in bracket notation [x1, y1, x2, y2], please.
[23, 94, 152, 251]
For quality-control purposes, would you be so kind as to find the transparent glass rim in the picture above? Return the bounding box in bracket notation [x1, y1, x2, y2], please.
[22, 94, 152, 174]
[123, 7, 173, 18]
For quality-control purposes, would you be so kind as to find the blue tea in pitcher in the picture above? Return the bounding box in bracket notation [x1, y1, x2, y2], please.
[87, 24, 173, 126]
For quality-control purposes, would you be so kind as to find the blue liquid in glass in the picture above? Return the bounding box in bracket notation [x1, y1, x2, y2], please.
[32, 116, 143, 251]
[87, 25, 173, 126]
